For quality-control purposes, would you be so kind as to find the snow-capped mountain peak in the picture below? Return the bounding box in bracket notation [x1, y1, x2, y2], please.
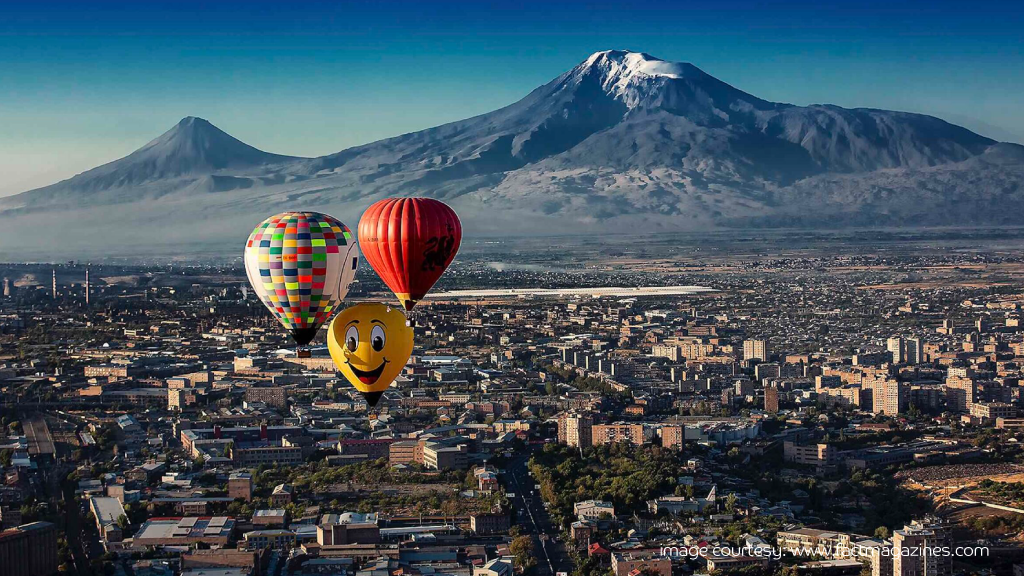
[562, 49, 773, 117]
[581, 49, 702, 81]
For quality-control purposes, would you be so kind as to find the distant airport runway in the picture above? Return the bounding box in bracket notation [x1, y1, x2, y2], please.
[426, 285, 716, 299]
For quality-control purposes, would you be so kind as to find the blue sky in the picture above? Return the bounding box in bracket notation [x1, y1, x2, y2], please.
[1, 0, 1022, 196]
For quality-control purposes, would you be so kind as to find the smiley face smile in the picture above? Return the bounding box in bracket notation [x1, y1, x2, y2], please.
[347, 359, 388, 385]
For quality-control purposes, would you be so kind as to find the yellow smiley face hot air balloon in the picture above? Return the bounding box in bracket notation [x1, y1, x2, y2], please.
[327, 302, 414, 407]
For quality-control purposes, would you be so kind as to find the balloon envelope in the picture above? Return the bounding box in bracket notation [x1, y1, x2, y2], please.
[244, 212, 359, 345]
[357, 197, 462, 310]
[327, 302, 414, 407]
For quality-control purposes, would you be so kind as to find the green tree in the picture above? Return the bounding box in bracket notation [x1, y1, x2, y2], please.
[510, 535, 536, 571]
[725, 493, 738, 513]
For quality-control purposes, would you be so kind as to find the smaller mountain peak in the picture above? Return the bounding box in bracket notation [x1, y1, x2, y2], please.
[175, 116, 214, 129]
[163, 117, 231, 143]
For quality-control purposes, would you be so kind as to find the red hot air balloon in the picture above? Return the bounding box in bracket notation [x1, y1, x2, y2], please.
[358, 198, 462, 310]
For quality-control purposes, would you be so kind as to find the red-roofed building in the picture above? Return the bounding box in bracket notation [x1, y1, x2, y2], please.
[588, 543, 610, 564]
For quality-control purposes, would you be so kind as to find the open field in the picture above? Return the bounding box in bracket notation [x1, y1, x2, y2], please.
[944, 503, 1022, 522]
[897, 463, 1024, 490]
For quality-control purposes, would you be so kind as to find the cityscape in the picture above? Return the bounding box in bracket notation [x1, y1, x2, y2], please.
[2, 2, 1024, 576]
[2, 231, 1024, 576]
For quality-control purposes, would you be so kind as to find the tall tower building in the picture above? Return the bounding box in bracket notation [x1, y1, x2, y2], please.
[764, 384, 779, 413]
[893, 519, 951, 576]
[905, 338, 923, 365]
[557, 412, 593, 448]
[720, 388, 735, 407]
[873, 379, 908, 416]
[52, 269, 57, 299]
[887, 337, 906, 364]
[85, 268, 90, 305]
[2, 278, 9, 298]
[944, 374, 976, 412]
[743, 339, 768, 362]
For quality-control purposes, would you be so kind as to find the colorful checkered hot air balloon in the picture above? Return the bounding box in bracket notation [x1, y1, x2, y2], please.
[243, 212, 359, 346]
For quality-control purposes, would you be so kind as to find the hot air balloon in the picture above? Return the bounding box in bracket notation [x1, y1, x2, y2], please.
[243, 212, 359, 346]
[357, 197, 462, 311]
[327, 302, 414, 407]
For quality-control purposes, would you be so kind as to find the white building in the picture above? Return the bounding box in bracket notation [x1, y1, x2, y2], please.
[573, 500, 615, 520]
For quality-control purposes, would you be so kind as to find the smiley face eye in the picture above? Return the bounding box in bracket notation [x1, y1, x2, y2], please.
[371, 325, 386, 352]
[345, 325, 359, 352]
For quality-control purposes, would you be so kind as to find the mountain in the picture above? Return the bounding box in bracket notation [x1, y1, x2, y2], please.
[0, 117, 300, 212]
[1, 50, 1022, 257]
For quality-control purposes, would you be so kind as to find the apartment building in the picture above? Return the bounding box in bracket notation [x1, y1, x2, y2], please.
[591, 423, 647, 446]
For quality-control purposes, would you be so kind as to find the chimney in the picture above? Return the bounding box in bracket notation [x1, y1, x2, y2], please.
[213, 425, 222, 439]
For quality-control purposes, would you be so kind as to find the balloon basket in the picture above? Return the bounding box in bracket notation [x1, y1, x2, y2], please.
[297, 348, 312, 359]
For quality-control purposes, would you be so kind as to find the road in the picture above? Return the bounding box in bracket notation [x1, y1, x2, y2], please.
[24, 414, 56, 456]
[61, 473, 95, 576]
[504, 454, 575, 576]
[48, 411, 95, 576]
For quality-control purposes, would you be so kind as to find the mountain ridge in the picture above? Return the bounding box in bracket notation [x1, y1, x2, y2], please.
[1, 50, 1022, 257]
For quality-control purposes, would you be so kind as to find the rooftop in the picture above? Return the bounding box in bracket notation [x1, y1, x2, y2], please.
[90, 496, 127, 528]
[134, 517, 235, 541]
